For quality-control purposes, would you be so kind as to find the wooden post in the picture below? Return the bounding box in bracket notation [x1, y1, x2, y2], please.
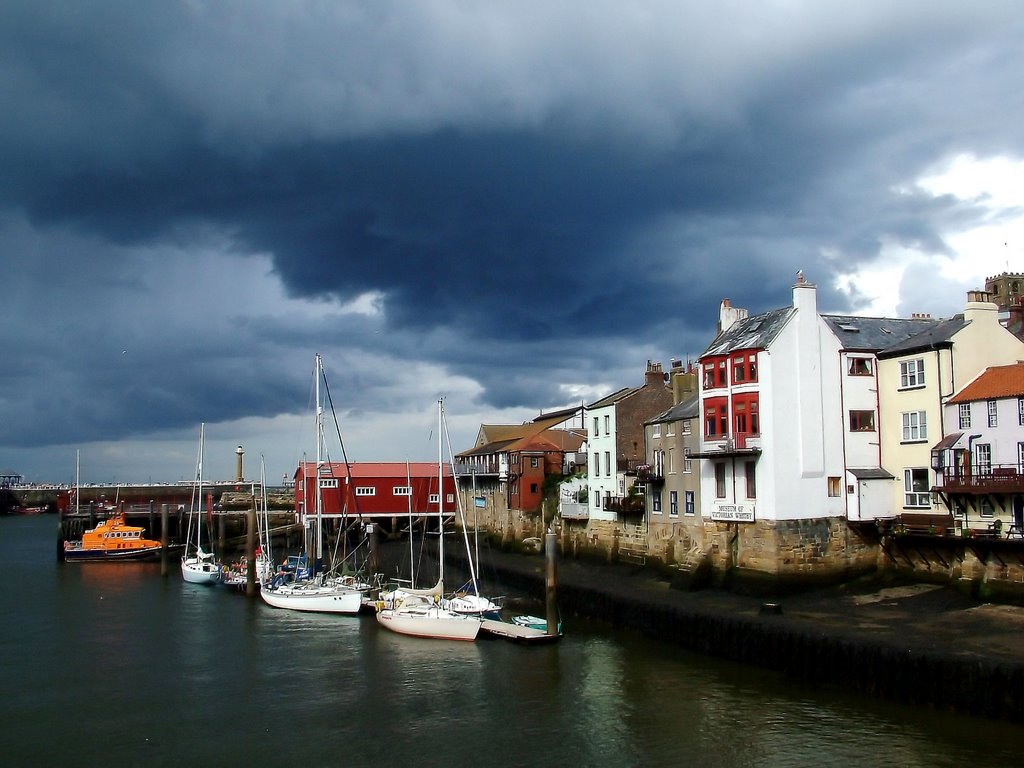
[160, 504, 169, 577]
[246, 500, 257, 596]
[545, 527, 559, 636]
[367, 522, 379, 577]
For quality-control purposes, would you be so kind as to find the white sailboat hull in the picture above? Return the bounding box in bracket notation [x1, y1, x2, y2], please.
[376, 604, 482, 641]
[181, 555, 222, 585]
[260, 582, 363, 614]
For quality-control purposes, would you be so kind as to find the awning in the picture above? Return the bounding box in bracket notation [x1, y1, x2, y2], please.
[931, 432, 964, 451]
[847, 467, 894, 480]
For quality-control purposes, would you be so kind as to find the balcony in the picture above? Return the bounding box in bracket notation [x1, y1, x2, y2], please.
[635, 464, 664, 484]
[559, 501, 589, 520]
[605, 495, 645, 517]
[933, 464, 1024, 495]
[454, 460, 502, 477]
[691, 433, 762, 459]
[618, 458, 645, 474]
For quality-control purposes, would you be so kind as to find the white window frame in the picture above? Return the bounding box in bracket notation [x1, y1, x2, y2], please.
[901, 411, 928, 442]
[319, 478, 339, 489]
[976, 443, 992, 475]
[958, 403, 971, 430]
[683, 447, 692, 473]
[903, 468, 931, 508]
[651, 490, 662, 513]
[393, 486, 412, 496]
[355, 486, 376, 496]
[604, 451, 611, 477]
[988, 400, 998, 428]
[900, 359, 925, 389]
[669, 490, 678, 517]
[652, 423, 661, 438]
[684, 490, 695, 516]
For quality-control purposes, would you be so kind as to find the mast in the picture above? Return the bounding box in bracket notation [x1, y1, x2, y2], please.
[315, 354, 324, 573]
[198, 422, 205, 555]
[406, 459, 415, 587]
[437, 398, 444, 591]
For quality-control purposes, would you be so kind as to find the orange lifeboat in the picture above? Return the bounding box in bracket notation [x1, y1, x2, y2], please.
[63, 512, 162, 562]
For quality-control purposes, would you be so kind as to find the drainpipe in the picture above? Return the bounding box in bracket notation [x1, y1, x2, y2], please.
[838, 350, 851, 520]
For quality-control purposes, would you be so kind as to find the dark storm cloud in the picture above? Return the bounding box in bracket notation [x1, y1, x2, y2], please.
[2, 1, 1023, 478]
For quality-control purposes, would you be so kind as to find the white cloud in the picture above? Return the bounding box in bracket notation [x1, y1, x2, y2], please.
[835, 152, 1024, 318]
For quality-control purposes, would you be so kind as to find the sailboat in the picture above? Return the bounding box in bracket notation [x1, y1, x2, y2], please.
[221, 457, 276, 591]
[181, 423, 223, 585]
[375, 399, 483, 641]
[260, 354, 363, 614]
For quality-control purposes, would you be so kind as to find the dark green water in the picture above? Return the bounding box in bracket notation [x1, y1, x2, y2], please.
[2, 515, 1021, 767]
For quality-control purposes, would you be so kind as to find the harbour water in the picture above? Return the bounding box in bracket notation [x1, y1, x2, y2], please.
[3, 514, 1022, 767]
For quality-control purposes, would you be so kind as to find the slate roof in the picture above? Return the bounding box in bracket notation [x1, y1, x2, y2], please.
[821, 315, 940, 352]
[587, 386, 638, 410]
[646, 391, 700, 425]
[876, 315, 968, 359]
[947, 363, 1024, 404]
[701, 307, 795, 356]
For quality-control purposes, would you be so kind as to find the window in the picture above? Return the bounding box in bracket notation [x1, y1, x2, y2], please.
[683, 447, 692, 473]
[604, 415, 610, 435]
[704, 397, 728, 439]
[652, 423, 661, 438]
[744, 461, 756, 499]
[653, 449, 664, 477]
[530, 483, 538, 494]
[734, 402, 748, 434]
[530, 457, 539, 468]
[652, 491, 662, 513]
[828, 477, 841, 497]
[1019, 397, 1024, 426]
[685, 490, 695, 516]
[714, 462, 727, 498]
[849, 410, 875, 432]
[718, 360, 728, 387]
[732, 355, 746, 383]
[392, 486, 412, 496]
[1019, 442, 1024, 472]
[703, 362, 716, 389]
[747, 354, 758, 382]
[976, 443, 992, 475]
[593, 452, 600, 476]
[959, 403, 972, 430]
[902, 411, 927, 442]
[429, 493, 440, 504]
[604, 451, 611, 477]
[682, 419, 691, 435]
[980, 498, 995, 519]
[903, 468, 930, 508]
[319, 478, 339, 489]
[900, 359, 925, 388]
[355, 486, 376, 496]
[593, 416, 599, 435]
[667, 448, 675, 474]
[669, 490, 679, 517]
[848, 357, 873, 376]
[988, 400, 998, 428]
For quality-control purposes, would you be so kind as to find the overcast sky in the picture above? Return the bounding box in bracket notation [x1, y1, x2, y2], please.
[2, 1, 1023, 485]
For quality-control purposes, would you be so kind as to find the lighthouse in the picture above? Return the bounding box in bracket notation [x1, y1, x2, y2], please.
[235, 445, 244, 482]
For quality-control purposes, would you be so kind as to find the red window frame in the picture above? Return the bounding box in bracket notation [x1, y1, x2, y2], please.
[704, 396, 729, 439]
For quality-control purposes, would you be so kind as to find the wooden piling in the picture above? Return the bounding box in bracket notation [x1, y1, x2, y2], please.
[367, 522, 379, 577]
[545, 528, 559, 636]
[246, 500, 257, 596]
[160, 504, 169, 577]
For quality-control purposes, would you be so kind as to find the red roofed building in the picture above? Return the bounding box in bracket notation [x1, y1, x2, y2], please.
[932, 362, 1024, 535]
[294, 462, 457, 529]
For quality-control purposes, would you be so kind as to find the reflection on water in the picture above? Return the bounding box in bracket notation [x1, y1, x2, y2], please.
[3, 516, 1024, 768]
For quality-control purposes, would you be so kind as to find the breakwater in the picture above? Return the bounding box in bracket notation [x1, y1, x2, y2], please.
[455, 546, 1024, 722]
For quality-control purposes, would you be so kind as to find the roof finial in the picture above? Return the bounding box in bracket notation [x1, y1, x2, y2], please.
[796, 269, 805, 284]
